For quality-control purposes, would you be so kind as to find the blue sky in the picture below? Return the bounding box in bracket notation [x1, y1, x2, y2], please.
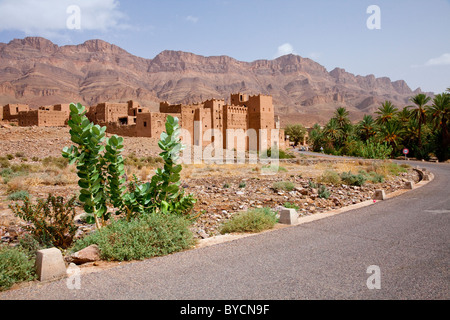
[0, 0, 449, 93]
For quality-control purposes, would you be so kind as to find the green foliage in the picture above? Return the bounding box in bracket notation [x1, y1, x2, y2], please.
[340, 171, 367, 186]
[223, 183, 230, 189]
[238, 182, 246, 188]
[272, 181, 295, 192]
[9, 194, 78, 249]
[7, 190, 29, 201]
[350, 140, 393, 159]
[0, 245, 36, 291]
[62, 103, 108, 228]
[318, 185, 331, 199]
[318, 170, 341, 185]
[260, 147, 295, 159]
[284, 124, 307, 146]
[63, 103, 196, 226]
[220, 207, 278, 234]
[71, 213, 195, 261]
[283, 202, 299, 210]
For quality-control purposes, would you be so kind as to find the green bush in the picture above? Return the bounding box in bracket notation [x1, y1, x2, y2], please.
[9, 194, 78, 249]
[283, 202, 299, 210]
[220, 207, 278, 234]
[0, 245, 36, 291]
[272, 181, 295, 192]
[318, 170, 341, 185]
[238, 182, 246, 188]
[7, 190, 30, 201]
[340, 171, 367, 186]
[318, 185, 331, 199]
[71, 213, 195, 261]
[260, 148, 295, 159]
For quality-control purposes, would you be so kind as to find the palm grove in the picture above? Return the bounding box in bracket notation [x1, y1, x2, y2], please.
[286, 89, 450, 162]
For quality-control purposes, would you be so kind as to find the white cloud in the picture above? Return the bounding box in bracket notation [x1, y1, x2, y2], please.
[0, 0, 129, 36]
[186, 15, 199, 23]
[424, 53, 450, 66]
[275, 43, 296, 58]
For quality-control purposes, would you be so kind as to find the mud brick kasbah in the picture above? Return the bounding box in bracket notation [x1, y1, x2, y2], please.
[1, 93, 286, 151]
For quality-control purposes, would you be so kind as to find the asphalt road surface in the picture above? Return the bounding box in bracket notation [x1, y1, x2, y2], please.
[1, 161, 448, 301]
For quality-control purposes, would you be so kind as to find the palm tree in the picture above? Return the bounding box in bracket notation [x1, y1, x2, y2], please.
[407, 93, 431, 147]
[397, 107, 412, 126]
[324, 118, 343, 145]
[357, 115, 376, 141]
[333, 107, 350, 129]
[377, 120, 404, 156]
[375, 101, 398, 125]
[426, 93, 450, 161]
[308, 124, 325, 152]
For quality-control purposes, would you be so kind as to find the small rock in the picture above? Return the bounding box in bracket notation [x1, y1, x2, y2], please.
[69, 244, 101, 265]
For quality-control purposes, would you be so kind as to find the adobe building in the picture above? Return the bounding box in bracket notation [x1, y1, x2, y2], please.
[17, 104, 70, 127]
[61, 93, 285, 152]
[2, 104, 30, 122]
[158, 93, 285, 152]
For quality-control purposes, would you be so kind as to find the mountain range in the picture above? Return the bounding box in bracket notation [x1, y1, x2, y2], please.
[0, 37, 431, 126]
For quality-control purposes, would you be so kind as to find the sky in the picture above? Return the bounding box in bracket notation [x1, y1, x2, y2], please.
[0, 0, 449, 94]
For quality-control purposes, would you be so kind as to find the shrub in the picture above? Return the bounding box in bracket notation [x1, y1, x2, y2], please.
[340, 171, 367, 186]
[260, 148, 295, 159]
[283, 202, 299, 210]
[63, 103, 196, 227]
[15, 152, 25, 158]
[6, 154, 14, 160]
[9, 194, 78, 249]
[238, 182, 246, 188]
[272, 181, 295, 192]
[0, 245, 36, 291]
[318, 170, 341, 185]
[42, 156, 69, 169]
[7, 190, 30, 201]
[71, 213, 195, 261]
[223, 183, 230, 189]
[0, 158, 10, 169]
[318, 185, 331, 199]
[220, 208, 278, 234]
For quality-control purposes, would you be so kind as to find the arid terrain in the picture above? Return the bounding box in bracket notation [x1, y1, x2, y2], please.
[0, 126, 420, 245]
[0, 37, 434, 126]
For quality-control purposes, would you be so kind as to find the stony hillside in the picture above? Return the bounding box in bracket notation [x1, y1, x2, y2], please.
[0, 37, 430, 126]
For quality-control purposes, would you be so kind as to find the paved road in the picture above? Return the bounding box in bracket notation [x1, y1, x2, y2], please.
[1, 162, 449, 301]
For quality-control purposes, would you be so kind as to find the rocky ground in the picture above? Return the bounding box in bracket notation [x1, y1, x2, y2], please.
[0, 126, 421, 246]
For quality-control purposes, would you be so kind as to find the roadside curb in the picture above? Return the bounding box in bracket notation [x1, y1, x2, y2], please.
[195, 167, 435, 249]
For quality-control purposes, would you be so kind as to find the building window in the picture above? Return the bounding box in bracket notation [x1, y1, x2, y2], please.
[144, 121, 147, 127]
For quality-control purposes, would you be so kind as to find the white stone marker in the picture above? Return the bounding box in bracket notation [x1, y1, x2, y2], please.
[35, 247, 67, 282]
[279, 208, 299, 225]
[373, 189, 386, 201]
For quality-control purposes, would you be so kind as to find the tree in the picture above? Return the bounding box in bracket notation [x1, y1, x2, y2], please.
[323, 118, 343, 145]
[377, 120, 404, 156]
[408, 93, 431, 148]
[427, 92, 450, 161]
[375, 101, 398, 125]
[333, 107, 351, 129]
[357, 115, 377, 141]
[284, 124, 307, 147]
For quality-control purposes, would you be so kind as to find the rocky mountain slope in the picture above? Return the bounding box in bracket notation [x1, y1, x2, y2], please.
[0, 37, 429, 125]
